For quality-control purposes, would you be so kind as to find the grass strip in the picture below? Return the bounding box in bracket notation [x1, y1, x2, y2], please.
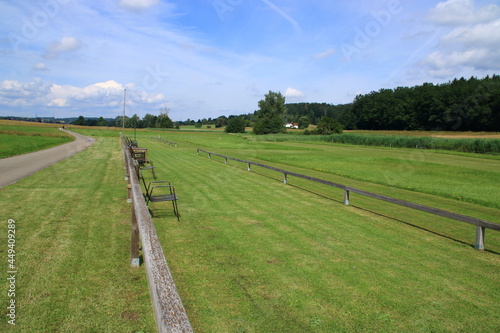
[257, 133, 500, 154]
[0, 134, 74, 159]
[0, 137, 155, 332]
[0, 122, 74, 158]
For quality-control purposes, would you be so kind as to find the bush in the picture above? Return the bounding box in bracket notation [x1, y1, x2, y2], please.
[225, 116, 246, 133]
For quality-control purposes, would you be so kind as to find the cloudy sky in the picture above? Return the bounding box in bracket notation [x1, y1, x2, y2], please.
[1, 0, 499, 121]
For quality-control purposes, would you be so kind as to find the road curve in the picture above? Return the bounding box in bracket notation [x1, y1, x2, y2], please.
[0, 129, 95, 188]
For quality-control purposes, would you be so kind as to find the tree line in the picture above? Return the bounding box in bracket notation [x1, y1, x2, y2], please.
[66, 74, 499, 132]
[340, 75, 500, 131]
[223, 75, 500, 133]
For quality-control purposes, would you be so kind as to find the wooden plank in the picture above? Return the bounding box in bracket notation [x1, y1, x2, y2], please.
[125, 140, 193, 333]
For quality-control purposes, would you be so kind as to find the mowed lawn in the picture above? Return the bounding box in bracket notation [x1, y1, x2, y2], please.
[0, 136, 155, 332]
[134, 132, 499, 332]
[0, 121, 74, 158]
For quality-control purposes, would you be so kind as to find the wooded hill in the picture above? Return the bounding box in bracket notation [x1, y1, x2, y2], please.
[287, 75, 500, 132]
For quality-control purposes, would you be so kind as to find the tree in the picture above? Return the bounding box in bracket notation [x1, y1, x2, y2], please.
[73, 115, 86, 126]
[215, 116, 228, 128]
[225, 116, 246, 133]
[96, 116, 107, 126]
[143, 113, 158, 128]
[156, 107, 173, 128]
[130, 114, 140, 128]
[298, 116, 310, 129]
[253, 91, 287, 135]
[316, 116, 343, 134]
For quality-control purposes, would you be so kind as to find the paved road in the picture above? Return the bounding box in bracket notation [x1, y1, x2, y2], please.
[0, 129, 95, 187]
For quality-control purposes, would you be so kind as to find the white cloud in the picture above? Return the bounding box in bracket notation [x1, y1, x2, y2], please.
[427, 0, 500, 26]
[0, 79, 166, 116]
[440, 19, 500, 48]
[119, 0, 160, 10]
[314, 48, 336, 59]
[44, 37, 83, 58]
[284, 87, 304, 98]
[420, 1, 500, 78]
[422, 48, 500, 72]
[32, 62, 50, 71]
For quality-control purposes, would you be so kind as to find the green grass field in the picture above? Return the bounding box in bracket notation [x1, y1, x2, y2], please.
[2, 125, 499, 332]
[128, 130, 499, 332]
[0, 121, 74, 158]
[0, 136, 155, 332]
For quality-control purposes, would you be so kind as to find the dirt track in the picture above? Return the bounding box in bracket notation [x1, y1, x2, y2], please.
[0, 129, 95, 187]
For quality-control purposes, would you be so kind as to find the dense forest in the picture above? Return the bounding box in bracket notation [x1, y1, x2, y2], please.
[285, 103, 350, 125]
[232, 75, 500, 132]
[340, 75, 500, 131]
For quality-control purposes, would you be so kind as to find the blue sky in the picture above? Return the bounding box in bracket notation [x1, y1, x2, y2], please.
[1, 0, 499, 121]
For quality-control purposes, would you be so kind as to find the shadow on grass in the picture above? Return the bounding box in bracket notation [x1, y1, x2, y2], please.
[290, 182, 500, 255]
[149, 207, 180, 220]
[204, 156, 500, 255]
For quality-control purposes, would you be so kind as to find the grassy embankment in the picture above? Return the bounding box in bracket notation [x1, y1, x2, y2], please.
[0, 130, 155, 332]
[107, 129, 498, 332]
[0, 120, 74, 158]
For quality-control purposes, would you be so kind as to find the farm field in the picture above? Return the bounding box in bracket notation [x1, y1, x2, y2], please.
[0, 120, 74, 158]
[92, 128, 498, 332]
[2, 125, 499, 332]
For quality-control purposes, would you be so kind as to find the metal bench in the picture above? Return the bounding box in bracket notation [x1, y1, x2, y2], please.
[129, 147, 149, 166]
[130, 147, 156, 179]
[139, 172, 179, 220]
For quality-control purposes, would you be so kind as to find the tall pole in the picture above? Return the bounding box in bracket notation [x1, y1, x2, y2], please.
[122, 88, 126, 132]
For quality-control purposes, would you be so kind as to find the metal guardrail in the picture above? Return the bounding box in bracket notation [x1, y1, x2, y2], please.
[197, 148, 500, 251]
[123, 137, 192, 333]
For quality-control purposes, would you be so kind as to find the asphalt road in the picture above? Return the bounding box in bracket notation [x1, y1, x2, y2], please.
[0, 129, 95, 187]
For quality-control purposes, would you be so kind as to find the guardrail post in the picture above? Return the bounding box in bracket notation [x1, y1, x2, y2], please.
[283, 173, 287, 184]
[475, 226, 485, 250]
[343, 190, 350, 205]
[224, 157, 228, 164]
[131, 205, 140, 267]
[208, 153, 211, 159]
[247, 163, 251, 171]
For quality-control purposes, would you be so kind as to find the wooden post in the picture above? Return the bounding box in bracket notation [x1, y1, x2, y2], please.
[247, 163, 251, 171]
[475, 226, 485, 250]
[131, 205, 140, 267]
[283, 173, 287, 184]
[344, 190, 350, 205]
[224, 157, 228, 164]
[208, 153, 211, 159]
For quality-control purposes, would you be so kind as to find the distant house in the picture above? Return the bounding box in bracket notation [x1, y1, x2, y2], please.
[285, 123, 299, 129]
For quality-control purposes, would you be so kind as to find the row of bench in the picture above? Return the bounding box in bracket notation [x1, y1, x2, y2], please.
[126, 138, 180, 221]
[151, 136, 178, 147]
